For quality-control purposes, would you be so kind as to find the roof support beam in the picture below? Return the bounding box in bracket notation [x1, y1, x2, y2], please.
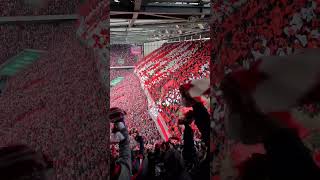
[144, 29, 209, 42]
[111, 10, 209, 16]
[111, 19, 207, 28]
[142, 13, 186, 20]
[128, 0, 142, 28]
[129, 13, 139, 28]
[110, 66, 135, 69]
[0, 15, 77, 23]
[111, 11, 208, 15]
[111, 19, 189, 27]
[146, 0, 210, 3]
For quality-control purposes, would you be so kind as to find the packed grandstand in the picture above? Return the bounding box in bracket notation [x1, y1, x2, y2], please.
[109, 2, 211, 179]
[110, 39, 210, 148]
[0, 0, 212, 179]
[110, 38, 211, 180]
[1, 0, 320, 180]
[0, 1, 109, 179]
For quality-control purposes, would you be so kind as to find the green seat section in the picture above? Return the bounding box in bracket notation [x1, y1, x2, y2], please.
[110, 77, 124, 87]
[0, 50, 42, 77]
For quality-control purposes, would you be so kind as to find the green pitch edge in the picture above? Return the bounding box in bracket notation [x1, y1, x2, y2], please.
[0, 50, 41, 76]
[110, 77, 124, 87]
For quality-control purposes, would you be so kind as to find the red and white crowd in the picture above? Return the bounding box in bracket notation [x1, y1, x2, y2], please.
[211, 0, 320, 178]
[135, 40, 210, 139]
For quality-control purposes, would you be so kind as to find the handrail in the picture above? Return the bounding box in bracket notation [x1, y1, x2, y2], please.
[110, 66, 135, 69]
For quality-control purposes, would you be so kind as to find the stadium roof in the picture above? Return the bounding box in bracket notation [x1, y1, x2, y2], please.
[110, 0, 210, 44]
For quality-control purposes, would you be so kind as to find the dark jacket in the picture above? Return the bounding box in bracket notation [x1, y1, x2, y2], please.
[163, 148, 192, 180]
[191, 101, 210, 147]
[263, 128, 320, 180]
[116, 128, 132, 180]
[134, 157, 149, 180]
[241, 128, 320, 180]
[189, 102, 210, 180]
[183, 121, 210, 180]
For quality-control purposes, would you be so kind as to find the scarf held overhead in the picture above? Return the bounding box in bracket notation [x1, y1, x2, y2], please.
[228, 48, 320, 137]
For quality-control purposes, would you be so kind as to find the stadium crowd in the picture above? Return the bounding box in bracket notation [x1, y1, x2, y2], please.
[111, 72, 162, 146]
[135, 40, 210, 139]
[210, 0, 320, 179]
[110, 69, 132, 83]
[109, 41, 211, 180]
[110, 68, 320, 180]
[0, 0, 78, 16]
[0, 22, 108, 179]
[110, 44, 138, 66]
[110, 83, 210, 180]
[110, 43, 162, 148]
[0, 23, 67, 64]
